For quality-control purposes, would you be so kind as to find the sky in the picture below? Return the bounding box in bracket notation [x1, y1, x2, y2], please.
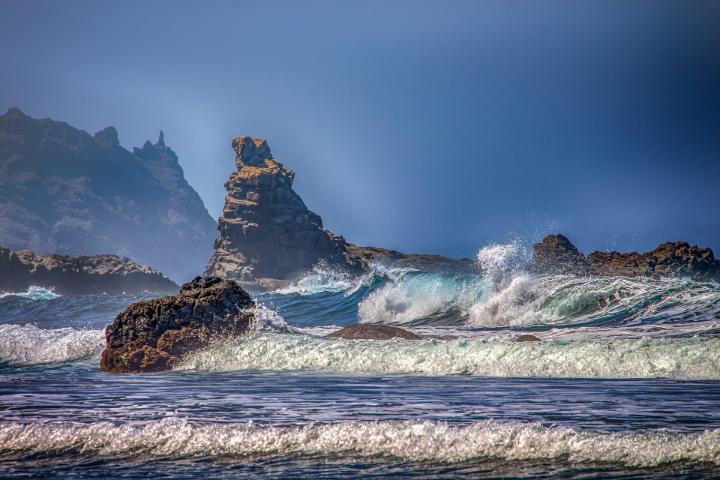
[1, 0, 719, 258]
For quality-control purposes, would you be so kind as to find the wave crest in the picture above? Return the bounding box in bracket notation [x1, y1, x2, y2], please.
[0, 324, 104, 365]
[175, 333, 720, 380]
[1, 418, 718, 466]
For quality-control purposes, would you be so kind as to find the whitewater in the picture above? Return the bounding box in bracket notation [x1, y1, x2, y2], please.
[2, 242, 720, 478]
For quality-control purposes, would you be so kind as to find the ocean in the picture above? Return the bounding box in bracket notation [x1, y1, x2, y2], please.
[1, 243, 719, 478]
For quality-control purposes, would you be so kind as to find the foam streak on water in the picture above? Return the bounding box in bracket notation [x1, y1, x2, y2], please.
[176, 333, 720, 380]
[1, 418, 718, 467]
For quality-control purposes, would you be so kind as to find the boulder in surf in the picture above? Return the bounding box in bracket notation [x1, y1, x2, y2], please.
[327, 324, 422, 340]
[101, 276, 255, 373]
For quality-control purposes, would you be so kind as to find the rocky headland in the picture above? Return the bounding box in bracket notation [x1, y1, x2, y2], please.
[533, 234, 720, 281]
[101, 276, 254, 373]
[205, 136, 473, 288]
[0, 108, 217, 281]
[0, 245, 177, 295]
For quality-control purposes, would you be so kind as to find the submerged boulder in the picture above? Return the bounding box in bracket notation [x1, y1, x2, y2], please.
[515, 334, 541, 342]
[327, 324, 422, 340]
[101, 277, 255, 373]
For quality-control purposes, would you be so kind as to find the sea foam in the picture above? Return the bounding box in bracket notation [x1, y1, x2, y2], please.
[1, 418, 718, 466]
[176, 332, 720, 380]
[0, 324, 105, 365]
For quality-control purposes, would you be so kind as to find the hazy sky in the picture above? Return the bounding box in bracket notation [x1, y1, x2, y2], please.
[1, 0, 719, 257]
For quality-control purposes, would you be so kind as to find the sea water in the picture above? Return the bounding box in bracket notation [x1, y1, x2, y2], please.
[1, 243, 720, 478]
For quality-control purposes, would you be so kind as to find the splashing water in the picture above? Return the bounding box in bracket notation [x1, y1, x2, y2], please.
[0, 286, 60, 301]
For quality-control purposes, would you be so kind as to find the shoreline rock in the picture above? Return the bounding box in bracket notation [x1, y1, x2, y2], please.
[533, 234, 720, 281]
[0, 246, 177, 295]
[327, 324, 422, 340]
[100, 277, 254, 373]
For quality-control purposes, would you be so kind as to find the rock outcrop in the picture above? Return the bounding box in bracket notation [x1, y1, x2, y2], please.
[533, 234, 720, 281]
[0, 245, 177, 295]
[532, 234, 589, 275]
[0, 108, 217, 281]
[586, 242, 720, 280]
[327, 324, 422, 340]
[205, 136, 473, 287]
[205, 136, 362, 284]
[101, 277, 254, 373]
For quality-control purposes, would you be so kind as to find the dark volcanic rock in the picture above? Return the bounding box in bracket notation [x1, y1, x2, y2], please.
[101, 277, 254, 373]
[533, 234, 588, 274]
[205, 136, 362, 283]
[0, 108, 217, 281]
[586, 241, 720, 281]
[0, 245, 177, 295]
[327, 324, 422, 340]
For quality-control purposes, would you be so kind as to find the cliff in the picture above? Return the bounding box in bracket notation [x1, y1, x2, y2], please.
[0, 108, 217, 281]
[533, 234, 720, 281]
[0, 245, 177, 295]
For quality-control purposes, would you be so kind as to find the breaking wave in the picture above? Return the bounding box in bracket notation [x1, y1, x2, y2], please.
[175, 332, 720, 380]
[0, 324, 105, 365]
[1, 418, 718, 466]
[267, 242, 720, 329]
[0, 286, 60, 301]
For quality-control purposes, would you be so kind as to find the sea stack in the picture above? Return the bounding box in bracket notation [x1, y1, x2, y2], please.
[205, 137, 357, 285]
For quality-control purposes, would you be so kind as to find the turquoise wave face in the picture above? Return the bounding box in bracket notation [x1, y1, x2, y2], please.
[259, 265, 720, 331]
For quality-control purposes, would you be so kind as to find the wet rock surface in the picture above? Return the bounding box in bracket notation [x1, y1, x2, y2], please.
[327, 324, 422, 340]
[515, 334, 541, 342]
[101, 277, 255, 373]
[0, 245, 177, 295]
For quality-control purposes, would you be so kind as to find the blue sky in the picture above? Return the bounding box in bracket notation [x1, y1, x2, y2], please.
[1, 0, 719, 257]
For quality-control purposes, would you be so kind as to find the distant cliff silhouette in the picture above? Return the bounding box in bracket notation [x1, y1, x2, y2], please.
[0, 108, 217, 281]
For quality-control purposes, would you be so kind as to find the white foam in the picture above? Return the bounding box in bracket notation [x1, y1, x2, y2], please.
[0, 418, 717, 466]
[176, 332, 720, 380]
[0, 286, 60, 301]
[0, 324, 105, 365]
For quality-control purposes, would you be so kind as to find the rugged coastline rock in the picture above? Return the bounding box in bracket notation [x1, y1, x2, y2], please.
[533, 234, 720, 281]
[0, 108, 217, 281]
[204, 137, 361, 285]
[205, 136, 473, 288]
[532, 234, 588, 275]
[327, 324, 422, 340]
[0, 245, 177, 295]
[101, 277, 254, 373]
